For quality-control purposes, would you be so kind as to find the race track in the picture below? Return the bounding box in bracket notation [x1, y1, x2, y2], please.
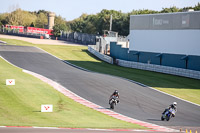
[0, 45, 200, 128]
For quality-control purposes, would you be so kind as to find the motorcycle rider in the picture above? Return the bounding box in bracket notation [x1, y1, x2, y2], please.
[109, 90, 120, 104]
[162, 102, 177, 117]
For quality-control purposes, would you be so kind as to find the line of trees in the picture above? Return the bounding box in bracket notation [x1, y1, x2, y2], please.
[0, 9, 68, 36]
[67, 3, 200, 36]
[0, 3, 200, 37]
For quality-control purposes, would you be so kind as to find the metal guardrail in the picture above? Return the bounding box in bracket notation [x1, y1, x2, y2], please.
[117, 59, 200, 80]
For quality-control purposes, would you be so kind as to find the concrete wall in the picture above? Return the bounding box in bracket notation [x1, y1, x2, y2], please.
[88, 45, 113, 64]
[110, 42, 200, 71]
[117, 59, 200, 80]
[89, 43, 200, 79]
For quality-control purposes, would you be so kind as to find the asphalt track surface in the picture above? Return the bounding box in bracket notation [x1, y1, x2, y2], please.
[0, 45, 200, 129]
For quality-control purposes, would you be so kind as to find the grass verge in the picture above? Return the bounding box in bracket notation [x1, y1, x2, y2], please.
[0, 37, 200, 106]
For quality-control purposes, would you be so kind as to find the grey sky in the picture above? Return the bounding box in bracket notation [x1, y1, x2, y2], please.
[1, 0, 200, 21]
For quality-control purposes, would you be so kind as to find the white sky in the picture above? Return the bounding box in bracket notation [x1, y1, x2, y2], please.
[1, 0, 200, 21]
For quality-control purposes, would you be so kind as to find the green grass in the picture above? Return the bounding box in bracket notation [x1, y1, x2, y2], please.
[1, 37, 200, 106]
[0, 57, 145, 129]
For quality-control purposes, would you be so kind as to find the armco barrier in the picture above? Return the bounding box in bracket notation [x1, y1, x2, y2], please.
[88, 45, 113, 64]
[117, 59, 200, 80]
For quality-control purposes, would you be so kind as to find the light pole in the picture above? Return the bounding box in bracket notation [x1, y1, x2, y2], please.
[109, 15, 112, 31]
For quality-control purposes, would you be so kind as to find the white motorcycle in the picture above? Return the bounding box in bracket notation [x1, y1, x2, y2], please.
[161, 108, 176, 121]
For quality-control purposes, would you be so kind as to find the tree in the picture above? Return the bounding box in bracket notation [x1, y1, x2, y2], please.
[52, 23, 68, 37]
[194, 2, 200, 10]
[68, 13, 87, 33]
[83, 21, 96, 34]
[52, 15, 69, 37]
[161, 6, 180, 13]
[22, 11, 37, 26]
[5, 9, 37, 26]
[1, 3, 200, 36]
[6, 8, 24, 25]
[0, 14, 6, 26]
[35, 12, 48, 28]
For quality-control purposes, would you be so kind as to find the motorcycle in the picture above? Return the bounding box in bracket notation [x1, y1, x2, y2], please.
[109, 96, 118, 109]
[161, 108, 176, 121]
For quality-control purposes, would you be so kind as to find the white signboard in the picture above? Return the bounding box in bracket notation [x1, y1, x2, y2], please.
[41, 105, 53, 112]
[6, 79, 15, 85]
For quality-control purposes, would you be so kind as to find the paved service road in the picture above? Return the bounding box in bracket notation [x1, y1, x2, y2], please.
[0, 45, 200, 128]
[0, 34, 83, 46]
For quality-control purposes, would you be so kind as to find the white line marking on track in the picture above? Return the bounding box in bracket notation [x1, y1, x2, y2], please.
[33, 127, 59, 129]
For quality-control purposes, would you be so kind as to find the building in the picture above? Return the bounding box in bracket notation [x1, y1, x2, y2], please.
[110, 11, 200, 71]
[48, 12, 55, 30]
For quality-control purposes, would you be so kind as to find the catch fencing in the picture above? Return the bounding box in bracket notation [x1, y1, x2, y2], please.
[60, 31, 96, 45]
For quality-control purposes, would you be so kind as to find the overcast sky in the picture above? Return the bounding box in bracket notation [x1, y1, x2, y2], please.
[1, 0, 200, 21]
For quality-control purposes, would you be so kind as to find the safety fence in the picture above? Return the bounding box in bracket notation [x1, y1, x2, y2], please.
[88, 45, 113, 64]
[0, 28, 97, 43]
[60, 31, 96, 45]
[117, 59, 200, 80]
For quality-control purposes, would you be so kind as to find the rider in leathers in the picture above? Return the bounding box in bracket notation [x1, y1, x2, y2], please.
[109, 90, 120, 104]
[162, 102, 177, 117]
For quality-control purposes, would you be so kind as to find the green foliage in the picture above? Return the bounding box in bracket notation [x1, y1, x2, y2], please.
[35, 12, 48, 28]
[67, 4, 199, 36]
[35, 10, 49, 16]
[52, 24, 61, 37]
[0, 14, 2, 26]
[52, 15, 69, 37]
[5, 8, 37, 27]
[161, 6, 180, 13]
[0, 3, 200, 36]
[67, 9, 159, 36]
[194, 2, 200, 10]
[0, 13, 9, 25]
[0, 9, 50, 28]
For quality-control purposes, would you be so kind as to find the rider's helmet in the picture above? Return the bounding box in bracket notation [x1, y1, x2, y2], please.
[114, 90, 118, 95]
[173, 102, 177, 106]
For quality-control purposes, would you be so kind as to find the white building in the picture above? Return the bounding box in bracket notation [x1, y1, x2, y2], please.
[129, 11, 200, 56]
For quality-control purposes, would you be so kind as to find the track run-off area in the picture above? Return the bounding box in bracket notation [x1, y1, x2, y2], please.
[0, 36, 200, 133]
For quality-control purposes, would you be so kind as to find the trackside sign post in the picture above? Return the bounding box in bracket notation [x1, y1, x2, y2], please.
[41, 105, 53, 112]
[6, 79, 15, 85]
